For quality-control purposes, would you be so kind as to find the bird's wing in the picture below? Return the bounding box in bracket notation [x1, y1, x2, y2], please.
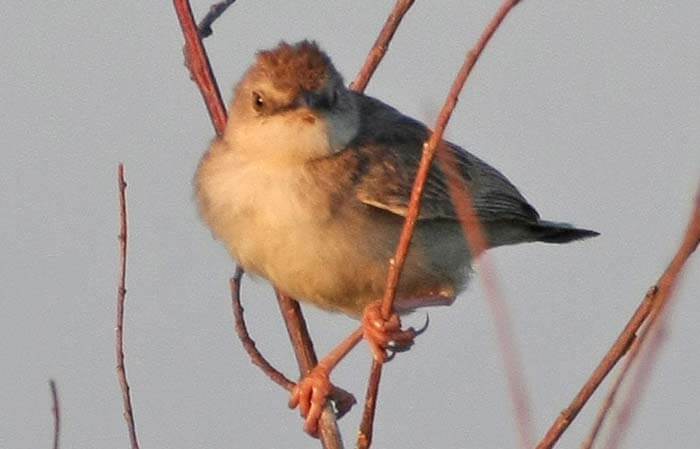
[345, 94, 540, 224]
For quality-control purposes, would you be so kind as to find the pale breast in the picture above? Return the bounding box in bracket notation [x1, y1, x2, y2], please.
[196, 141, 389, 313]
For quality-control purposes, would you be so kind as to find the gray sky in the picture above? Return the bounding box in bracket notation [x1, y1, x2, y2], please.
[1, 1, 699, 448]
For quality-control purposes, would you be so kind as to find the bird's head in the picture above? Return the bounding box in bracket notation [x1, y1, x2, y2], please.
[226, 41, 359, 162]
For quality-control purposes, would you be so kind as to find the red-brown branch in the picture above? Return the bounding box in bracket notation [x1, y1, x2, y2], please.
[599, 189, 700, 449]
[173, 2, 344, 446]
[116, 164, 140, 449]
[49, 379, 60, 449]
[578, 306, 647, 449]
[173, 0, 227, 135]
[276, 293, 344, 449]
[357, 360, 383, 449]
[534, 295, 654, 449]
[232, 269, 357, 418]
[357, 1, 524, 448]
[537, 189, 700, 449]
[600, 321, 663, 449]
[230, 268, 295, 391]
[350, 0, 415, 93]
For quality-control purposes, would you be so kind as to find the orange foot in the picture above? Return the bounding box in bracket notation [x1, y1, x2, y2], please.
[362, 300, 424, 362]
[288, 364, 357, 437]
[289, 364, 331, 437]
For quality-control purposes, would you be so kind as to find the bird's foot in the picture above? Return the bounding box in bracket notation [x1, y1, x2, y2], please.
[288, 365, 357, 437]
[289, 363, 332, 437]
[362, 300, 421, 363]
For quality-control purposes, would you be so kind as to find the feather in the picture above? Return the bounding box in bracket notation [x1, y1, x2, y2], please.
[342, 93, 540, 225]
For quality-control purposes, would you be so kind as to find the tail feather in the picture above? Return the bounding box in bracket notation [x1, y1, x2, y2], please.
[532, 220, 600, 244]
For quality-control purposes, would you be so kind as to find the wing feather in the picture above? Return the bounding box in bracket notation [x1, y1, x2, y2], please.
[344, 93, 539, 224]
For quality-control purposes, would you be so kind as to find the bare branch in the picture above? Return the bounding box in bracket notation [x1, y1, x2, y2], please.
[535, 294, 654, 449]
[350, 0, 415, 93]
[173, 0, 228, 135]
[276, 293, 344, 449]
[49, 379, 60, 449]
[537, 188, 700, 449]
[600, 189, 700, 449]
[579, 294, 654, 449]
[357, 361, 382, 449]
[229, 268, 295, 391]
[198, 0, 237, 38]
[358, 1, 525, 447]
[232, 270, 357, 420]
[116, 164, 140, 449]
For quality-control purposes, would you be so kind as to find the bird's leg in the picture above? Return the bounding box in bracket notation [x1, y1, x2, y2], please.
[289, 290, 453, 436]
[289, 328, 363, 437]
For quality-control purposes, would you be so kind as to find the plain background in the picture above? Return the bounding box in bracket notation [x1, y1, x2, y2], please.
[1, 1, 698, 448]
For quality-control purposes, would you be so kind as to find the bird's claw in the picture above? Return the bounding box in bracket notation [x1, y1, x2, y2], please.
[362, 301, 419, 363]
[329, 385, 356, 420]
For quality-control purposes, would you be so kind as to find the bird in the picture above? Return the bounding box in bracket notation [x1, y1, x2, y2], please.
[195, 40, 598, 435]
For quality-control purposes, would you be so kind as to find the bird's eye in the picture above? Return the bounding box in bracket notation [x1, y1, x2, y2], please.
[252, 92, 265, 111]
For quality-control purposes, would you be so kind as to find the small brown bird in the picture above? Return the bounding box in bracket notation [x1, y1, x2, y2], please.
[195, 40, 598, 435]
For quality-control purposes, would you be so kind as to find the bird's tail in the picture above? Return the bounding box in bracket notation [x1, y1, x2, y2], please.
[531, 220, 600, 244]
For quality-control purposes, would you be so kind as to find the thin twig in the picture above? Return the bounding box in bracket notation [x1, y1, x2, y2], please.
[578, 312, 645, 449]
[350, 0, 415, 93]
[116, 164, 140, 449]
[173, 0, 228, 134]
[276, 293, 344, 449]
[600, 322, 663, 449]
[438, 147, 533, 448]
[357, 2, 524, 448]
[231, 269, 356, 417]
[535, 295, 654, 449]
[600, 190, 700, 449]
[537, 188, 700, 449]
[49, 379, 60, 449]
[198, 0, 237, 38]
[230, 268, 295, 391]
[173, 2, 344, 446]
[357, 361, 382, 449]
